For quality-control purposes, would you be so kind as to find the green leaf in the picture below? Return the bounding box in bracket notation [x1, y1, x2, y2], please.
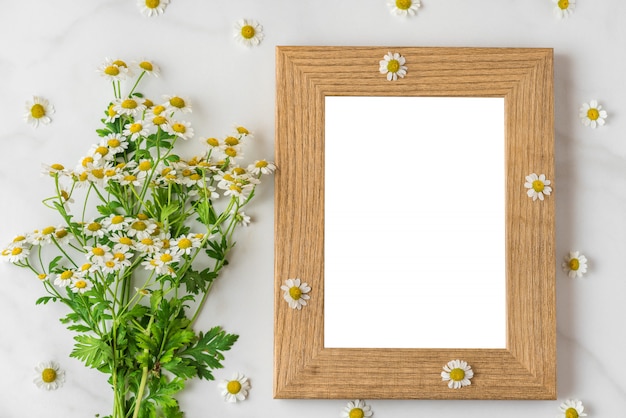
[70, 334, 113, 369]
[178, 327, 238, 380]
[35, 296, 56, 305]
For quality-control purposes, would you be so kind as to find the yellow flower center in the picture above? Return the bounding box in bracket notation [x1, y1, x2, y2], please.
[137, 213, 149, 220]
[229, 184, 243, 193]
[178, 238, 192, 249]
[349, 408, 365, 418]
[569, 258, 580, 271]
[113, 252, 126, 261]
[42, 226, 55, 235]
[449, 368, 465, 381]
[104, 65, 120, 76]
[75, 280, 88, 289]
[387, 59, 400, 73]
[111, 215, 125, 224]
[558, 0, 569, 10]
[95, 146, 109, 156]
[41, 368, 57, 383]
[172, 123, 187, 133]
[88, 222, 102, 232]
[129, 123, 143, 133]
[112, 60, 127, 68]
[138, 161, 152, 171]
[152, 105, 166, 115]
[60, 270, 73, 280]
[226, 380, 242, 394]
[143, 99, 154, 108]
[107, 138, 121, 148]
[51, 163, 65, 171]
[139, 61, 154, 71]
[565, 407, 579, 418]
[225, 147, 238, 157]
[119, 237, 133, 245]
[55, 229, 68, 239]
[169, 97, 186, 108]
[160, 253, 173, 263]
[11, 247, 23, 256]
[532, 180, 545, 193]
[91, 168, 105, 179]
[121, 99, 138, 109]
[587, 108, 599, 121]
[224, 136, 239, 146]
[241, 25, 255, 39]
[153, 116, 167, 125]
[82, 156, 95, 167]
[256, 160, 268, 168]
[105, 260, 116, 268]
[81, 263, 92, 271]
[108, 105, 117, 117]
[141, 238, 154, 245]
[206, 137, 220, 147]
[132, 221, 147, 231]
[13, 235, 26, 243]
[236, 126, 249, 135]
[289, 286, 302, 300]
[30, 104, 46, 119]
[38, 273, 47, 280]
[396, 0, 412, 10]
[146, 0, 160, 8]
[92, 248, 105, 256]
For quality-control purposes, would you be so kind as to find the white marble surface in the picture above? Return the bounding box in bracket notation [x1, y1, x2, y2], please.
[1, 0, 625, 417]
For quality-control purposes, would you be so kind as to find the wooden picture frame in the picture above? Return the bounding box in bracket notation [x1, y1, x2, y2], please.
[274, 46, 555, 400]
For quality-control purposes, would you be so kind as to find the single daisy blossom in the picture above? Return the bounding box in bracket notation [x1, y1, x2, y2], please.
[248, 160, 276, 176]
[562, 251, 588, 278]
[524, 173, 552, 201]
[34, 361, 65, 390]
[553, 0, 576, 19]
[558, 399, 587, 418]
[164, 120, 194, 140]
[234, 19, 264, 47]
[281, 278, 311, 310]
[579, 99, 607, 128]
[70, 277, 93, 294]
[162, 94, 192, 114]
[98, 58, 130, 81]
[388, 0, 421, 17]
[441, 359, 474, 389]
[379, 52, 407, 81]
[123, 120, 151, 140]
[341, 399, 373, 418]
[24, 96, 55, 128]
[138, 0, 170, 17]
[218, 372, 251, 403]
[134, 58, 160, 77]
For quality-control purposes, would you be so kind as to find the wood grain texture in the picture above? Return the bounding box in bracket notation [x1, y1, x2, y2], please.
[274, 47, 555, 400]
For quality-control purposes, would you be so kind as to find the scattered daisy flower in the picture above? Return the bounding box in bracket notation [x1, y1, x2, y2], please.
[341, 399, 373, 418]
[34, 361, 65, 390]
[234, 211, 251, 226]
[41, 163, 67, 177]
[553, 0, 576, 19]
[164, 120, 194, 140]
[234, 19, 264, 47]
[387, 0, 421, 17]
[524, 173, 552, 201]
[137, 0, 170, 17]
[248, 160, 276, 176]
[70, 277, 93, 293]
[24, 96, 55, 128]
[562, 251, 588, 278]
[218, 372, 251, 403]
[113, 97, 146, 117]
[233, 125, 253, 138]
[281, 278, 311, 310]
[559, 399, 587, 418]
[441, 359, 473, 389]
[134, 58, 160, 77]
[162, 94, 192, 114]
[379, 52, 407, 81]
[123, 120, 151, 140]
[579, 99, 607, 128]
[97, 58, 130, 82]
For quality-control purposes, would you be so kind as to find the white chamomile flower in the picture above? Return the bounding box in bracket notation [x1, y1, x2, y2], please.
[341, 399, 373, 418]
[162, 94, 192, 114]
[113, 96, 146, 117]
[54, 269, 78, 287]
[234, 211, 251, 226]
[98, 58, 130, 81]
[134, 58, 160, 77]
[234, 19, 264, 47]
[6, 244, 29, 263]
[103, 134, 129, 155]
[562, 251, 588, 278]
[218, 372, 251, 403]
[123, 119, 151, 140]
[41, 163, 67, 177]
[164, 120, 194, 140]
[579, 99, 607, 128]
[171, 233, 203, 255]
[34, 361, 65, 390]
[441, 359, 473, 389]
[524, 173, 552, 201]
[281, 278, 311, 310]
[137, 0, 170, 17]
[558, 399, 587, 418]
[379, 52, 407, 81]
[24, 96, 55, 128]
[387, 0, 421, 17]
[553, 0, 575, 19]
[70, 277, 93, 294]
[233, 125, 253, 138]
[247, 160, 276, 176]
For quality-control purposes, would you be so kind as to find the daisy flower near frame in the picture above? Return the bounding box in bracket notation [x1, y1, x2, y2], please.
[218, 372, 251, 403]
[379, 52, 407, 81]
[24, 96, 55, 128]
[234, 19, 264, 47]
[441, 359, 473, 389]
[137, 0, 170, 17]
[553, 0, 576, 19]
[558, 398, 587, 418]
[281, 278, 311, 310]
[580, 99, 608, 128]
[524, 173, 552, 201]
[562, 251, 588, 278]
[341, 399, 373, 418]
[388, 0, 421, 17]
